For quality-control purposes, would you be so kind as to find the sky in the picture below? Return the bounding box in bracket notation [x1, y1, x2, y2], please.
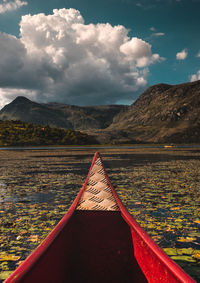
[0, 0, 200, 108]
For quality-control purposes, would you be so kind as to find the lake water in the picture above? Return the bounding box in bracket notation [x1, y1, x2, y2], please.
[0, 147, 199, 281]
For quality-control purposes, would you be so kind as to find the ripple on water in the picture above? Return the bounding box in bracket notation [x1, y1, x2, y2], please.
[0, 183, 18, 203]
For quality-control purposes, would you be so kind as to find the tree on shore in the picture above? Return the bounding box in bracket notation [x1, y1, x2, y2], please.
[0, 120, 96, 146]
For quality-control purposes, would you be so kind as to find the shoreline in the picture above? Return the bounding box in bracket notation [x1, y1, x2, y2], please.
[0, 144, 200, 151]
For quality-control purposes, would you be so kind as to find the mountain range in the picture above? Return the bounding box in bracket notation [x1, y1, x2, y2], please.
[0, 80, 200, 144]
[0, 96, 127, 130]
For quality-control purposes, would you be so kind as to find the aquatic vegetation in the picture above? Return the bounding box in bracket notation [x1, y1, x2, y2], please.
[0, 148, 199, 281]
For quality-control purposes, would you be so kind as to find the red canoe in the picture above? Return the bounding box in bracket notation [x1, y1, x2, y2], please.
[5, 152, 195, 282]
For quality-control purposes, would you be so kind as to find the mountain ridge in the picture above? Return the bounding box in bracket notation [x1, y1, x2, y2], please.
[0, 80, 200, 144]
[108, 80, 200, 143]
[0, 97, 127, 131]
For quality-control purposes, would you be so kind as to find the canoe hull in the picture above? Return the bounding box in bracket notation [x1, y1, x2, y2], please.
[4, 152, 196, 283]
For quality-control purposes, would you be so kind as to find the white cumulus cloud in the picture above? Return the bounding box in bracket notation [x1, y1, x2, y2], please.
[152, 32, 165, 37]
[190, 70, 200, 82]
[176, 49, 188, 60]
[0, 0, 27, 14]
[150, 27, 156, 31]
[0, 8, 164, 107]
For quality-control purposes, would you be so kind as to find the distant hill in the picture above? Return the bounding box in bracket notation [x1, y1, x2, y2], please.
[1, 80, 200, 144]
[108, 80, 200, 143]
[0, 96, 127, 130]
[0, 120, 96, 146]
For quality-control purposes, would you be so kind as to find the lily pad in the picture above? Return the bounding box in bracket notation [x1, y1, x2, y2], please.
[163, 248, 178, 256]
[177, 237, 196, 242]
[192, 251, 200, 260]
[171, 255, 196, 263]
[0, 254, 20, 262]
[0, 271, 14, 280]
[178, 248, 194, 255]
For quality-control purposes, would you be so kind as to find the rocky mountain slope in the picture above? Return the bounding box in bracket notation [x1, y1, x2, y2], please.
[108, 80, 200, 143]
[0, 97, 127, 130]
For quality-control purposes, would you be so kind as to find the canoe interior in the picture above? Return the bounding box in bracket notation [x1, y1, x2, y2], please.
[17, 211, 147, 283]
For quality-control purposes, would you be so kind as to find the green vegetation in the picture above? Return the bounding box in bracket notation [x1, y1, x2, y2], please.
[0, 120, 96, 146]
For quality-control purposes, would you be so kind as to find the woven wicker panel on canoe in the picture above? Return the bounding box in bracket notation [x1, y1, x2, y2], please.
[76, 157, 119, 211]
